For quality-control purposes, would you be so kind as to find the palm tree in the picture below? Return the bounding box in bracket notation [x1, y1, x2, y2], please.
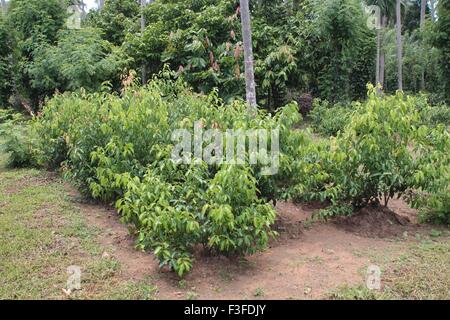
[430, 0, 437, 22]
[375, 7, 381, 87]
[141, 0, 147, 84]
[1, 0, 6, 15]
[239, 0, 257, 111]
[368, 0, 395, 89]
[379, 15, 387, 89]
[96, 0, 105, 10]
[395, 0, 403, 91]
[420, 0, 426, 90]
[420, 0, 426, 28]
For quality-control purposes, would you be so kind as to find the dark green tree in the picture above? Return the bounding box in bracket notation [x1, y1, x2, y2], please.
[6, 0, 67, 107]
[29, 28, 125, 97]
[313, 0, 375, 101]
[434, 0, 450, 101]
[0, 14, 13, 107]
[86, 0, 140, 46]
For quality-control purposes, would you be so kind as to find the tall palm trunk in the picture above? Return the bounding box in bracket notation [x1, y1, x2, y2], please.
[379, 15, 387, 89]
[376, 28, 381, 87]
[79, 0, 86, 19]
[395, 0, 403, 91]
[141, 0, 147, 84]
[1, 0, 6, 15]
[420, 0, 426, 91]
[430, 0, 436, 22]
[239, 0, 257, 112]
[420, 0, 426, 28]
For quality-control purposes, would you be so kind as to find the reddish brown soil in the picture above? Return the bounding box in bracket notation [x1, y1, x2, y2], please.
[333, 204, 412, 238]
[62, 188, 446, 300]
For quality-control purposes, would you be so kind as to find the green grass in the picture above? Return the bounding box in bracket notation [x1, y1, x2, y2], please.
[100, 277, 159, 300]
[0, 155, 158, 299]
[330, 241, 450, 300]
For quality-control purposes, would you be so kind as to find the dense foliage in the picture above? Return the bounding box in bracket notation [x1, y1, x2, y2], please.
[282, 86, 450, 217]
[433, 0, 450, 101]
[0, 16, 13, 107]
[5, 0, 67, 107]
[86, 0, 140, 46]
[19, 73, 311, 276]
[121, 0, 376, 108]
[29, 28, 125, 96]
[318, 87, 449, 210]
[2, 0, 449, 111]
[309, 99, 355, 136]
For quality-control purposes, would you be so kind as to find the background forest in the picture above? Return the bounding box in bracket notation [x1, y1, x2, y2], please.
[0, 0, 449, 112]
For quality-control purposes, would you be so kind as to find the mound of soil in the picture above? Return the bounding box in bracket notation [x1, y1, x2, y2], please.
[272, 215, 303, 239]
[333, 205, 413, 238]
[273, 201, 326, 239]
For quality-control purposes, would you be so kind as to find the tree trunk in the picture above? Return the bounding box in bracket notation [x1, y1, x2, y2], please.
[379, 15, 387, 89]
[396, 0, 403, 91]
[97, 0, 105, 10]
[420, 0, 426, 29]
[376, 28, 381, 86]
[239, 0, 257, 113]
[380, 51, 385, 89]
[1, 0, 6, 15]
[141, 0, 147, 84]
[430, 0, 436, 22]
[79, 0, 86, 19]
[420, 0, 426, 91]
[141, 0, 146, 35]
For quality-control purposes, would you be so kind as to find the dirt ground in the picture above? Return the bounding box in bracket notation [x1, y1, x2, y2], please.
[67, 185, 446, 300]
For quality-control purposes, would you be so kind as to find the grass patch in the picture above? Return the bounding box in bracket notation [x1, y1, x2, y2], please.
[330, 241, 450, 300]
[0, 164, 158, 299]
[101, 278, 159, 300]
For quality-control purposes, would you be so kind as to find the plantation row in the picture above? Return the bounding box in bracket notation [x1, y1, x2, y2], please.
[309, 97, 450, 137]
[2, 75, 449, 276]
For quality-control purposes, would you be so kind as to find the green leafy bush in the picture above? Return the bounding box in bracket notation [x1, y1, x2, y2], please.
[117, 163, 276, 276]
[305, 86, 449, 209]
[415, 191, 450, 225]
[0, 111, 36, 168]
[420, 104, 450, 127]
[15, 75, 450, 276]
[309, 99, 354, 136]
[29, 75, 307, 276]
[0, 109, 17, 124]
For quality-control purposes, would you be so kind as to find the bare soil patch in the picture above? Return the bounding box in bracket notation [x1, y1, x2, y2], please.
[66, 188, 158, 280]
